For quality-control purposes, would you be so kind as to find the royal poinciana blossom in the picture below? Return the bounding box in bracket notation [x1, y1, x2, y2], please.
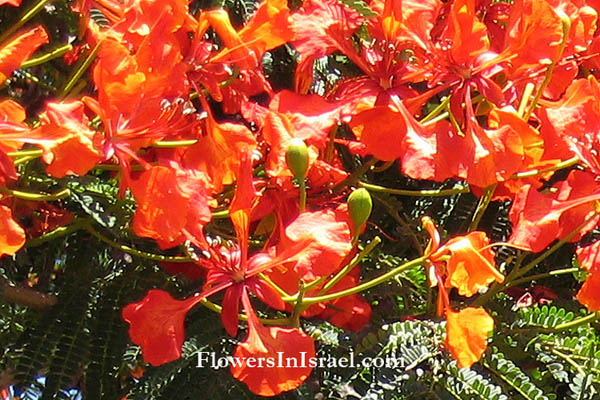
[4, 0, 600, 396]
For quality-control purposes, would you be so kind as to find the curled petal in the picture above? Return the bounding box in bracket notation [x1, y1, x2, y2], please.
[442, 232, 503, 297]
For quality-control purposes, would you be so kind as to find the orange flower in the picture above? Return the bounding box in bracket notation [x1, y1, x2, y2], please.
[422, 217, 499, 368]
[445, 307, 494, 368]
[424, 217, 504, 297]
[434, 232, 504, 297]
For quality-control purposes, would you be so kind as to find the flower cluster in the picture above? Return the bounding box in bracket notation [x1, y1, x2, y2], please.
[3, 0, 600, 396]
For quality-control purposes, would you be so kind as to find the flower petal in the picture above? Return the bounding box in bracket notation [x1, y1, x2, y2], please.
[122, 289, 202, 366]
[445, 307, 494, 368]
[231, 289, 315, 396]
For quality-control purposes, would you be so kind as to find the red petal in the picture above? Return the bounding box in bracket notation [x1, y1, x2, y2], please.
[508, 170, 600, 252]
[576, 241, 600, 311]
[231, 290, 315, 396]
[130, 165, 211, 248]
[436, 232, 504, 297]
[36, 101, 103, 177]
[0, 25, 48, 83]
[281, 209, 353, 280]
[0, 0, 22, 6]
[122, 290, 202, 366]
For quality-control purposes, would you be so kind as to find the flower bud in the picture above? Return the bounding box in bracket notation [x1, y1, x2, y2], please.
[348, 188, 372, 232]
[285, 138, 309, 180]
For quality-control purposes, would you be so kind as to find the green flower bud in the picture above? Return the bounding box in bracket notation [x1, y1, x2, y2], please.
[285, 138, 309, 180]
[348, 188, 372, 231]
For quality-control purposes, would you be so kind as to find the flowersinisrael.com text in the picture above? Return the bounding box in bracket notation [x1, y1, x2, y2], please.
[196, 351, 403, 369]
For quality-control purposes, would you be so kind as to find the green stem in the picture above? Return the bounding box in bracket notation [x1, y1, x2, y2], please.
[85, 224, 193, 262]
[290, 281, 307, 327]
[506, 267, 578, 288]
[26, 219, 87, 247]
[1, 187, 70, 201]
[551, 348, 586, 375]
[59, 41, 101, 99]
[359, 181, 469, 197]
[199, 298, 290, 326]
[300, 256, 425, 305]
[7, 149, 44, 158]
[511, 156, 579, 179]
[20, 43, 73, 68]
[421, 112, 449, 127]
[152, 140, 199, 148]
[523, 14, 571, 121]
[517, 82, 536, 118]
[0, 0, 52, 45]
[211, 209, 229, 219]
[298, 179, 306, 212]
[14, 155, 42, 165]
[420, 96, 450, 123]
[319, 236, 381, 295]
[331, 158, 378, 193]
[469, 183, 497, 231]
[552, 312, 599, 331]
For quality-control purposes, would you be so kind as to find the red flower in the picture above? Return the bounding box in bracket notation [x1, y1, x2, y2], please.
[424, 217, 503, 298]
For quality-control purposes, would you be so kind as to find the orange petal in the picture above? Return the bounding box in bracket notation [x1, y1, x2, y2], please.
[0, 204, 25, 257]
[445, 307, 494, 368]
